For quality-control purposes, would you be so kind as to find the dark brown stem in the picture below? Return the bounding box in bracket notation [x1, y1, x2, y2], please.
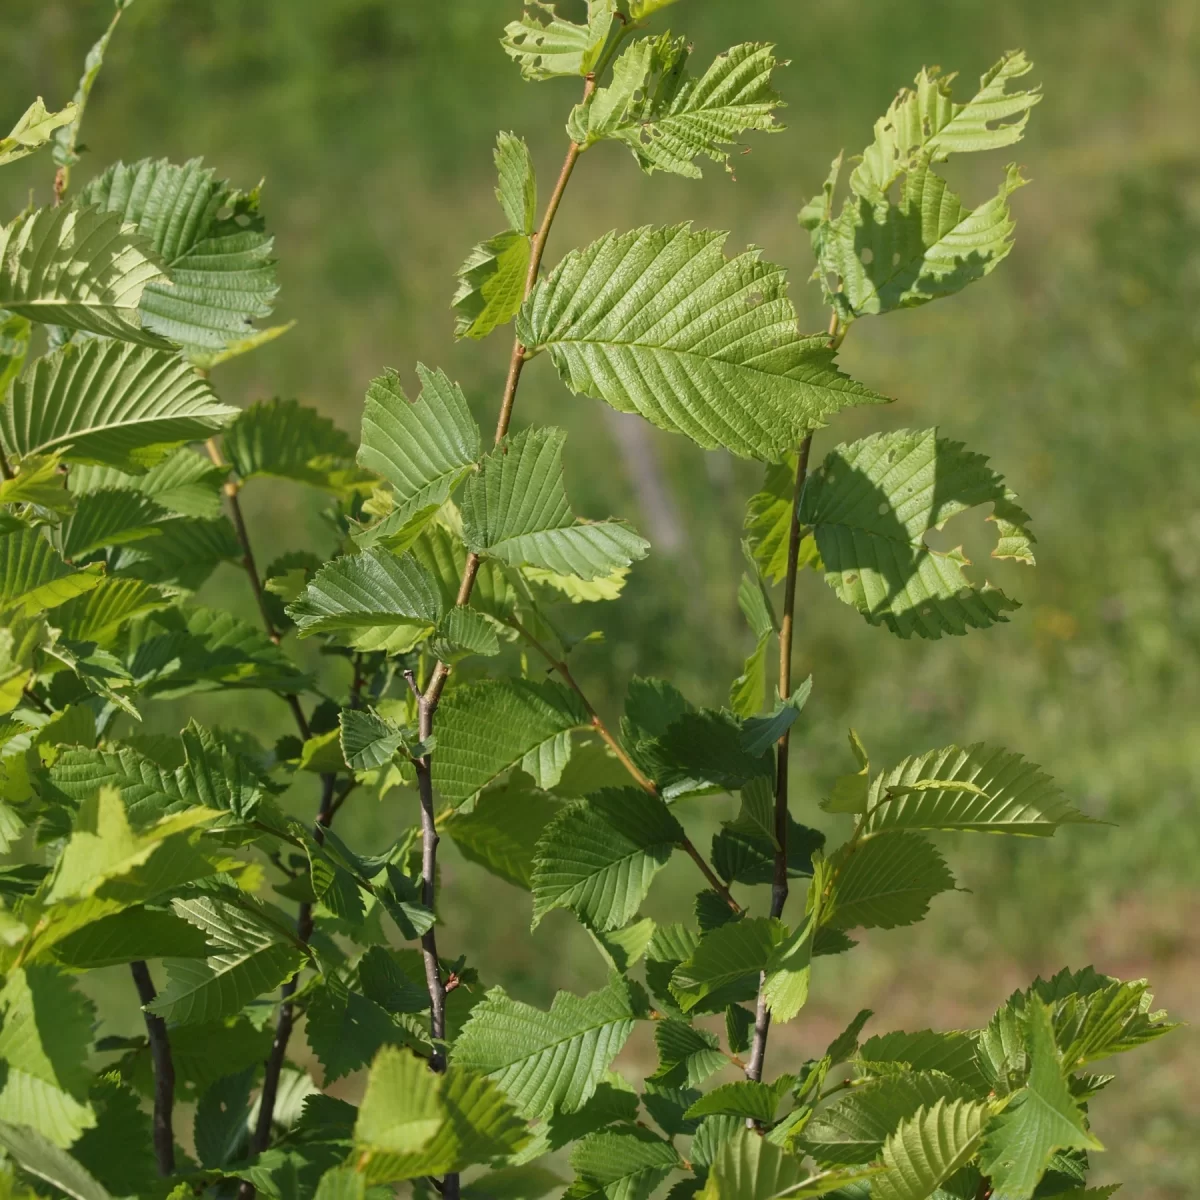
[508, 617, 742, 914]
[745, 435, 814, 1084]
[0, 444, 13, 481]
[130, 961, 176, 1175]
[414, 694, 448, 1073]
[236, 774, 336, 1200]
[21, 687, 53, 716]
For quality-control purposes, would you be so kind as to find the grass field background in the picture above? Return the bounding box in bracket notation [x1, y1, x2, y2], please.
[3, 1, 1198, 1192]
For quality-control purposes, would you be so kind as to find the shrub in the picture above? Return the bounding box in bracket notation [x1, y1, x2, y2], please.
[0, 3, 1174, 1198]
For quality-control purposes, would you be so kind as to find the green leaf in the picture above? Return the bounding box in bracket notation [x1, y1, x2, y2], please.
[980, 999, 1102, 1200]
[433, 605, 502, 660]
[0, 205, 168, 344]
[642, 707, 772, 799]
[71, 1076, 159, 1197]
[453, 231, 533, 341]
[699, 1128, 876, 1200]
[865, 744, 1090, 836]
[52, 578, 168, 646]
[0, 528, 103, 614]
[745, 453, 820, 585]
[531, 787, 684, 931]
[146, 895, 306, 1025]
[741, 680, 811, 756]
[502, 1, 614, 81]
[287, 547, 443, 649]
[50, 906, 210, 968]
[445, 778, 565, 890]
[69, 448, 226, 519]
[850, 52, 1040, 200]
[857, 1029, 989, 1092]
[356, 366, 482, 543]
[78, 157, 279, 359]
[520, 225, 886, 461]
[432, 678, 590, 804]
[686, 1079, 793, 1123]
[0, 1123, 111, 1200]
[823, 730, 871, 815]
[116, 516, 241, 590]
[305, 978, 408, 1084]
[463, 427, 648, 580]
[649, 1019, 726, 1089]
[819, 161, 1026, 321]
[409, 521, 517, 625]
[825, 832, 955, 930]
[0, 98, 78, 167]
[0, 454, 71, 511]
[356, 1055, 529, 1183]
[1, 338, 236, 471]
[223, 398, 356, 489]
[871, 1098, 993, 1200]
[761, 902, 822, 1024]
[59, 490, 166, 560]
[451, 974, 644, 1117]
[589, 916, 656, 974]
[566, 1126, 680, 1200]
[671, 918, 786, 1013]
[0, 311, 31, 397]
[799, 429, 1034, 639]
[802, 1072, 976, 1166]
[314, 1169, 366, 1200]
[712, 810, 825, 887]
[572, 37, 785, 178]
[464, 1165, 566, 1200]
[496, 132, 537, 236]
[339, 708, 407, 771]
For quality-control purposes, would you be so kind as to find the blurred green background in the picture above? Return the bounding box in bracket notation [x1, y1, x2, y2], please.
[4, 0, 1198, 1193]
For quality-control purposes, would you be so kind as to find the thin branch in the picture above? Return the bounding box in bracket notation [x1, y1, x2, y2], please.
[0, 444, 13, 482]
[507, 617, 742, 915]
[20, 687, 53, 716]
[129, 961, 176, 1176]
[745, 434, 814, 1084]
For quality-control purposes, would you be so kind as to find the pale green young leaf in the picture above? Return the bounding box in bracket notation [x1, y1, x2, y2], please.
[0, 338, 236, 472]
[519, 225, 885, 460]
[865, 743, 1090, 836]
[354, 1045, 445, 1157]
[826, 832, 955, 931]
[745, 453, 820, 585]
[409, 521, 517, 624]
[356, 366, 482, 543]
[78, 158, 279, 359]
[823, 729, 871, 815]
[851, 52, 1040, 200]
[287, 547, 443, 649]
[0, 98, 78, 166]
[451, 974, 644, 1117]
[979, 999, 1102, 1200]
[628, 0, 682, 15]
[589, 916, 656, 974]
[575, 38, 785, 178]
[0, 1123, 111, 1200]
[800, 429, 1035, 639]
[565, 1126, 680, 1200]
[0, 206, 168, 345]
[445, 779, 565, 890]
[432, 678, 590, 803]
[0, 454, 72, 510]
[0, 967, 95, 1101]
[496, 132, 537, 236]
[502, 1, 614, 82]
[649, 1019, 725, 1089]
[729, 633, 769, 719]
[314, 1169, 366, 1200]
[454, 231, 533, 341]
[146, 894, 306, 1025]
[871, 1098, 992, 1200]
[339, 708, 407, 771]
[0, 1071, 95, 1150]
[820, 162, 1026, 322]
[531, 787, 685, 931]
[802, 1072, 976, 1166]
[522, 564, 630, 604]
[69, 448, 226, 519]
[463, 427, 648, 580]
[59, 490, 167, 560]
[223, 398, 357, 489]
[762, 904, 820, 1023]
[671, 917, 786, 1013]
[0, 528, 103, 614]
